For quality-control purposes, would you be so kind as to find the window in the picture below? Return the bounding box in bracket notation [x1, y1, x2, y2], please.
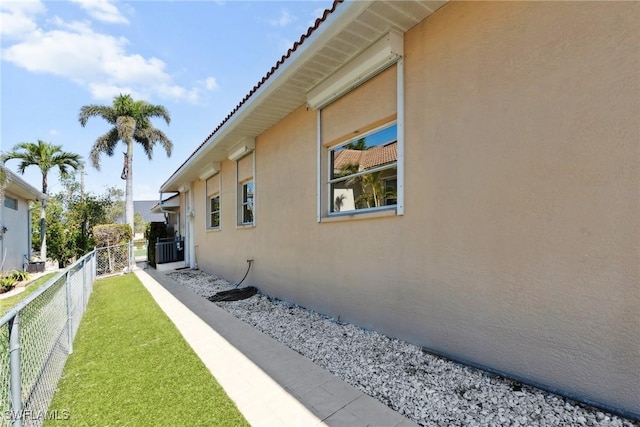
[206, 173, 221, 230]
[317, 61, 403, 220]
[236, 152, 255, 226]
[240, 181, 254, 225]
[209, 195, 220, 228]
[329, 123, 397, 213]
[4, 196, 17, 210]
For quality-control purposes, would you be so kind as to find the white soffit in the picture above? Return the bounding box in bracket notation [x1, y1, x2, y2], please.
[160, 1, 448, 192]
[306, 30, 403, 109]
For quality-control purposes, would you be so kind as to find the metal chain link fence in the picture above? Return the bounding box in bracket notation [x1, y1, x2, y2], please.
[0, 242, 132, 426]
[95, 242, 132, 278]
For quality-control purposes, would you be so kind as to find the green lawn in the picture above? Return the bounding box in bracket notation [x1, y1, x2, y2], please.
[0, 272, 59, 317]
[46, 274, 248, 426]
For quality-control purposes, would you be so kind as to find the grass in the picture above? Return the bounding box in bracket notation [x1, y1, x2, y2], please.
[0, 272, 59, 317]
[46, 274, 248, 427]
[134, 248, 147, 257]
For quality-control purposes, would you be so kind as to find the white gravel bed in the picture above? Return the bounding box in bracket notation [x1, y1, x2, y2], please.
[167, 269, 638, 427]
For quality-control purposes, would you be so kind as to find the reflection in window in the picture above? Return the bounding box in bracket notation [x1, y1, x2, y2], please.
[241, 181, 254, 225]
[329, 123, 397, 213]
[209, 195, 220, 229]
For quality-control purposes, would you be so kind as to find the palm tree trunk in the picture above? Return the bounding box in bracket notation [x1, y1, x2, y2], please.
[41, 173, 48, 261]
[40, 200, 47, 261]
[125, 141, 134, 238]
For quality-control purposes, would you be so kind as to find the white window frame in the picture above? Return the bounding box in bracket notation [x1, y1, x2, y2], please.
[239, 180, 254, 226]
[208, 194, 220, 230]
[205, 173, 221, 230]
[316, 57, 404, 221]
[327, 122, 398, 215]
[235, 151, 256, 227]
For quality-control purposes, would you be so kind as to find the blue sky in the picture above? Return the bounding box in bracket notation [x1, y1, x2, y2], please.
[1, 0, 333, 200]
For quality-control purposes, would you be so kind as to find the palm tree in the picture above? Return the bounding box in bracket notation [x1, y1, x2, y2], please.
[1, 140, 82, 261]
[78, 94, 172, 236]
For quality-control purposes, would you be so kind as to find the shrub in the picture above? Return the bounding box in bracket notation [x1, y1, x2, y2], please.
[10, 270, 29, 282]
[0, 276, 17, 293]
[145, 222, 170, 267]
[93, 224, 132, 248]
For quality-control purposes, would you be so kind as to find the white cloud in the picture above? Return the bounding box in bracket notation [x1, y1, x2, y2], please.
[269, 9, 294, 27]
[2, 16, 209, 104]
[49, 129, 59, 136]
[204, 77, 218, 91]
[0, 0, 46, 39]
[69, 0, 128, 24]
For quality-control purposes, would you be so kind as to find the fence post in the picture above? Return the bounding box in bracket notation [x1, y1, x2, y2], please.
[66, 270, 73, 355]
[81, 257, 86, 310]
[9, 313, 23, 427]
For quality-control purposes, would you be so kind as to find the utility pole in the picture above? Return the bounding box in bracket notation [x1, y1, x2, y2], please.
[80, 165, 85, 202]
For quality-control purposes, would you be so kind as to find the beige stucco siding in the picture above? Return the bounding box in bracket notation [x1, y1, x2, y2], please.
[322, 65, 397, 147]
[189, 1, 639, 415]
[400, 1, 639, 411]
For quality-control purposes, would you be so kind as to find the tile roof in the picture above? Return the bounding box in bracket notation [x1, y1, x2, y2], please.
[333, 141, 398, 172]
[134, 201, 166, 223]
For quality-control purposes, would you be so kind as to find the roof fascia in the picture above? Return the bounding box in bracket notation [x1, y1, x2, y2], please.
[2, 166, 47, 201]
[160, 0, 373, 192]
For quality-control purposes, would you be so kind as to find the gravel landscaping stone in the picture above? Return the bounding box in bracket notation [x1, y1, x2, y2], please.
[167, 269, 639, 427]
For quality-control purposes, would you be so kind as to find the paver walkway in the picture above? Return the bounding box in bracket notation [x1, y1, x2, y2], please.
[134, 266, 417, 427]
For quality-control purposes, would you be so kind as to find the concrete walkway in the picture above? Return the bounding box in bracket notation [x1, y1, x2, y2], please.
[134, 267, 417, 427]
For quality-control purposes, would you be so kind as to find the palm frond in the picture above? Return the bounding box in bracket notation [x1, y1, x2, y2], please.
[134, 126, 173, 158]
[90, 128, 120, 169]
[0, 140, 81, 193]
[78, 105, 117, 126]
[138, 103, 171, 125]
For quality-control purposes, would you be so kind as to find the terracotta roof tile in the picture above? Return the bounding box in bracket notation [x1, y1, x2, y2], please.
[360, 142, 397, 169]
[333, 141, 397, 172]
[333, 149, 363, 170]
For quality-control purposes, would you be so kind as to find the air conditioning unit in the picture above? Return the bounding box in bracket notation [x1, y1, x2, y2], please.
[228, 138, 255, 161]
[306, 30, 403, 110]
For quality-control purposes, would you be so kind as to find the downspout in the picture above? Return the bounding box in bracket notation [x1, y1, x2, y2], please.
[187, 184, 196, 269]
[27, 202, 33, 263]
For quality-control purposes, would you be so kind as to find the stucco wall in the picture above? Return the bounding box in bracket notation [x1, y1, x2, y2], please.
[1, 192, 30, 272]
[190, 1, 639, 415]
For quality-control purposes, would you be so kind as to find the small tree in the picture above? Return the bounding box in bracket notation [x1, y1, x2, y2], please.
[134, 212, 147, 236]
[37, 173, 115, 267]
[93, 224, 132, 247]
[104, 186, 125, 224]
[93, 224, 132, 274]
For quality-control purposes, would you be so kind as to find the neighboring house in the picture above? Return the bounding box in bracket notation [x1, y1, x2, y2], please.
[0, 166, 47, 272]
[149, 194, 180, 236]
[134, 200, 165, 224]
[158, 1, 639, 418]
[116, 200, 166, 239]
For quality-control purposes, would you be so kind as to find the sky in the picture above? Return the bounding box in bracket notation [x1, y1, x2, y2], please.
[1, 0, 334, 200]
